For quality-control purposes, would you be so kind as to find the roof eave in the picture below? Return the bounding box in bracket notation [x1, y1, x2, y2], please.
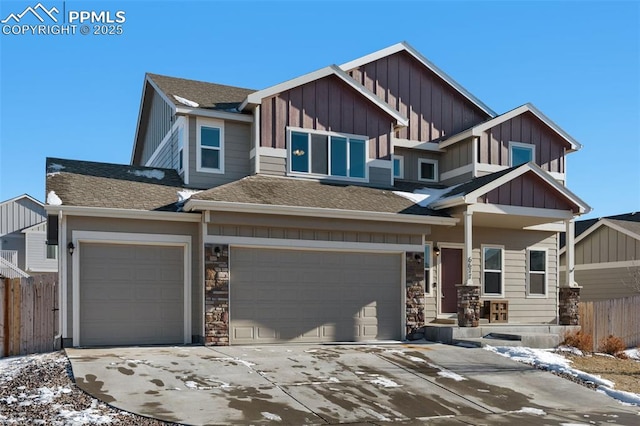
[44, 205, 201, 222]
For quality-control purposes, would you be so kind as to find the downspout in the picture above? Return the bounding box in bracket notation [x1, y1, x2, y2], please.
[53, 211, 64, 348]
[253, 105, 261, 174]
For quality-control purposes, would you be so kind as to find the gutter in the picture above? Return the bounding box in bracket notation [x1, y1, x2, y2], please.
[44, 205, 202, 222]
[184, 199, 458, 226]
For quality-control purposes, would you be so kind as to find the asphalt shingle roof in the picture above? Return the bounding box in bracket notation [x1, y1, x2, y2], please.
[560, 212, 640, 248]
[45, 158, 188, 211]
[190, 175, 449, 217]
[147, 73, 255, 111]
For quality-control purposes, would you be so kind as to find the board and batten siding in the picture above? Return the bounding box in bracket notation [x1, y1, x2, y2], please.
[260, 74, 394, 159]
[571, 225, 640, 265]
[478, 111, 567, 173]
[148, 124, 181, 171]
[1, 197, 46, 236]
[560, 268, 639, 302]
[64, 216, 202, 342]
[187, 117, 252, 189]
[441, 139, 472, 174]
[346, 51, 489, 143]
[480, 173, 575, 211]
[139, 88, 173, 166]
[394, 148, 440, 183]
[425, 226, 559, 324]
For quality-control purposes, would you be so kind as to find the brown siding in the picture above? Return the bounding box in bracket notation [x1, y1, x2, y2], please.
[481, 173, 575, 211]
[347, 51, 489, 142]
[260, 75, 393, 159]
[573, 226, 640, 264]
[478, 111, 568, 173]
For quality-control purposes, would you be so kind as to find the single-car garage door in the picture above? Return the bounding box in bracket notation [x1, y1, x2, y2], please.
[230, 247, 401, 344]
[79, 243, 184, 346]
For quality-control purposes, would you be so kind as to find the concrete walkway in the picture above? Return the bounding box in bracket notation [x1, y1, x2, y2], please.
[66, 343, 640, 425]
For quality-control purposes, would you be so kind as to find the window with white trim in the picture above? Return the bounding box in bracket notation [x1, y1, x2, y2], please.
[424, 243, 432, 294]
[393, 155, 404, 179]
[289, 129, 367, 180]
[527, 248, 547, 296]
[418, 158, 438, 182]
[509, 141, 535, 166]
[46, 244, 57, 260]
[197, 119, 224, 173]
[482, 246, 503, 296]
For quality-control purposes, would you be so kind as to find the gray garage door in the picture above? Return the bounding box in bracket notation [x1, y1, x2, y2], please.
[230, 247, 401, 344]
[79, 243, 184, 346]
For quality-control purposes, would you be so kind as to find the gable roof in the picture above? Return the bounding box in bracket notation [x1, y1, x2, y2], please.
[239, 65, 409, 127]
[560, 212, 640, 250]
[429, 162, 591, 214]
[440, 103, 582, 152]
[46, 157, 188, 211]
[0, 194, 43, 208]
[340, 41, 497, 118]
[185, 175, 455, 225]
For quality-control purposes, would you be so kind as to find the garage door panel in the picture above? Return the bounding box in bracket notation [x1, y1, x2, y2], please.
[79, 243, 184, 346]
[230, 247, 401, 344]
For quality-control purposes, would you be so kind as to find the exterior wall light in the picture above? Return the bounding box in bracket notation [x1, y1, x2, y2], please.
[434, 246, 441, 256]
[67, 242, 75, 256]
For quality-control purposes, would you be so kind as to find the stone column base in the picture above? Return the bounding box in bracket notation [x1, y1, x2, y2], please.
[559, 287, 581, 326]
[457, 285, 480, 327]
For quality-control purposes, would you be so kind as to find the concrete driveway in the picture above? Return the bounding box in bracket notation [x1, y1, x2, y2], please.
[66, 343, 639, 425]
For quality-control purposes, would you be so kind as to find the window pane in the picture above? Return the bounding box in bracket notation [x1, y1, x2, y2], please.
[530, 274, 545, 295]
[201, 148, 220, 169]
[424, 244, 431, 269]
[291, 132, 309, 173]
[420, 161, 435, 180]
[393, 158, 401, 178]
[512, 146, 532, 166]
[530, 250, 545, 272]
[349, 139, 366, 178]
[201, 127, 220, 148]
[484, 272, 501, 294]
[311, 134, 328, 175]
[330, 136, 347, 177]
[46, 245, 57, 260]
[484, 248, 502, 270]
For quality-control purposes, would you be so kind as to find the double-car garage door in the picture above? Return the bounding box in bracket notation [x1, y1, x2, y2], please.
[229, 247, 402, 344]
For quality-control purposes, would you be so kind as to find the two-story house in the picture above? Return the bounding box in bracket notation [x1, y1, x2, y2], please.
[46, 42, 590, 347]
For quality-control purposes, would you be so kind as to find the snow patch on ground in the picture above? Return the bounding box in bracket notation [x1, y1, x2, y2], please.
[58, 400, 115, 424]
[625, 348, 640, 360]
[219, 357, 255, 368]
[436, 369, 467, 382]
[556, 345, 584, 356]
[46, 190, 62, 205]
[173, 95, 200, 108]
[128, 169, 165, 180]
[597, 386, 640, 406]
[261, 411, 282, 421]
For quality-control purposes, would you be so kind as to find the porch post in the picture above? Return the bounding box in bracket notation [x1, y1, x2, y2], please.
[564, 219, 575, 287]
[559, 218, 580, 325]
[463, 211, 473, 285]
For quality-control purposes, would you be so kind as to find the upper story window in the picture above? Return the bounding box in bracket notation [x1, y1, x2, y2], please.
[197, 118, 225, 174]
[482, 246, 504, 296]
[393, 155, 404, 179]
[509, 141, 535, 166]
[418, 158, 438, 182]
[288, 128, 367, 180]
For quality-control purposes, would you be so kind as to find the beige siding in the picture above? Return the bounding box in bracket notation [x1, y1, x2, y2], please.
[394, 147, 441, 183]
[259, 156, 286, 176]
[64, 216, 201, 341]
[478, 111, 567, 173]
[347, 51, 489, 143]
[187, 118, 252, 189]
[560, 267, 640, 302]
[574, 226, 640, 264]
[139, 89, 173, 165]
[425, 226, 559, 324]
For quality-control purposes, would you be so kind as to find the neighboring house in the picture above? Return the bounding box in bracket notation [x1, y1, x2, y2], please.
[560, 213, 640, 301]
[45, 42, 591, 348]
[0, 194, 58, 278]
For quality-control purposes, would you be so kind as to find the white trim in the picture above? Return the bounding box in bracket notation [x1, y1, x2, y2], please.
[400, 251, 407, 338]
[418, 158, 438, 182]
[339, 42, 496, 117]
[559, 218, 640, 256]
[559, 260, 640, 271]
[45, 205, 202, 222]
[523, 222, 566, 232]
[424, 241, 433, 295]
[482, 244, 505, 298]
[177, 121, 185, 173]
[144, 116, 185, 167]
[187, 199, 459, 226]
[440, 164, 473, 182]
[472, 137, 479, 177]
[0, 193, 43, 209]
[241, 65, 408, 126]
[175, 107, 253, 123]
[183, 117, 190, 184]
[476, 163, 566, 182]
[526, 247, 548, 298]
[392, 138, 444, 152]
[509, 141, 535, 167]
[257, 146, 287, 158]
[60, 213, 67, 341]
[392, 155, 404, 179]
[253, 105, 260, 173]
[71, 231, 192, 346]
[196, 117, 225, 174]
[468, 203, 575, 220]
[200, 218, 207, 340]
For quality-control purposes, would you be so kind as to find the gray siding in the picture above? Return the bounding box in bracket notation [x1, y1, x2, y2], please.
[1, 233, 26, 270]
[64, 216, 201, 342]
[187, 117, 252, 189]
[369, 166, 391, 187]
[440, 172, 473, 186]
[259, 155, 286, 176]
[148, 125, 181, 170]
[139, 89, 173, 166]
[573, 226, 640, 264]
[561, 268, 639, 302]
[0, 197, 45, 236]
[425, 226, 559, 324]
[25, 227, 57, 272]
[394, 148, 440, 183]
[441, 139, 472, 173]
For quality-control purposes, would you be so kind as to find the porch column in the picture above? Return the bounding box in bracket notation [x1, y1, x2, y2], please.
[560, 218, 580, 325]
[564, 219, 575, 287]
[463, 211, 473, 285]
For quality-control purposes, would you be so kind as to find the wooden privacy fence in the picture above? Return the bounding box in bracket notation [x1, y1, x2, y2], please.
[579, 294, 640, 350]
[1, 274, 58, 357]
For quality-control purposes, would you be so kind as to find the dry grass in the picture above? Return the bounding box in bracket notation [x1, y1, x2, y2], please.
[561, 330, 593, 353]
[597, 335, 627, 358]
[567, 353, 640, 394]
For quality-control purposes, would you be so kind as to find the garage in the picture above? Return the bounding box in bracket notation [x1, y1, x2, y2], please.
[230, 247, 402, 344]
[79, 243, 185, 346]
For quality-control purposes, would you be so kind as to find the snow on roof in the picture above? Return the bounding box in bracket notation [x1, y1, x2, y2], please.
[128, 169, 165, 180]
[177, 189, 200, 204]
[46, 191, 62, 206]
[173, 94, 200, 108]
[46, 163, 66, 177]
[393, 186, 459, 208]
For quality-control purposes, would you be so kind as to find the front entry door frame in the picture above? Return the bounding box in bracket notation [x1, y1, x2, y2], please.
[437, 242, 464, 317]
